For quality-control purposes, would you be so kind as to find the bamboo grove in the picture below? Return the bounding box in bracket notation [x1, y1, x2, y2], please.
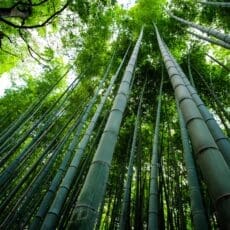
[0, 0, 229, 229]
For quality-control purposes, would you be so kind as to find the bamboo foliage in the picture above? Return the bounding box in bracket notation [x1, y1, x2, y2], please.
[166, 9, 230, 44]
[67, 28, 144, 229]
[192, 67, 230, 136]
[192, 67, 230, 123]
[155, 24, 230, 229]
[148, 70, 163, 229]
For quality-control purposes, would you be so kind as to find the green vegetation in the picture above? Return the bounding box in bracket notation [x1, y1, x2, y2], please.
[0, 0, 229, 229]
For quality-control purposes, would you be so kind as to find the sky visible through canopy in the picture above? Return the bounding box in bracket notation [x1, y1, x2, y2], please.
[0, 0, 136, 96]
[117, 0, 136, 8]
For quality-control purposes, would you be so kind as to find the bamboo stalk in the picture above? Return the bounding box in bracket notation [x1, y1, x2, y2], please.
[148, 70, 163, 229]
[165, 9, 230, 44]
[67, 28, 144, 229]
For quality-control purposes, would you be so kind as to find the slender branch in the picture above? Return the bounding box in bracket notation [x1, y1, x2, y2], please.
[19, 29, 51, 67]
[205, 53, 230, 72]
[165, 8, 230, 44]
[187, 51, 195, 88]
[0, 48, 20, 57]
[0, 31, 12, 44]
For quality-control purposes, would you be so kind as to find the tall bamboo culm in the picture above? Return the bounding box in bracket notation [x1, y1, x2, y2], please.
[166, 9, 230, 44]
[188, 30, 230, 49]
[198, 1, 230, 8]
[67, 28, 144, 229]
[148, 69, 163, 229]
[119, 78, 145, 230]
[39, 52, 118, 229]
[176, 101, 209, 230]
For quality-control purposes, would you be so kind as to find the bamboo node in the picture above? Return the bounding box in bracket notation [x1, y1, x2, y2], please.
[74, 204, 97, 220]
[215, 193, 230, 207]
[185, 116, 203, 127]
[196, 145, 218, 155]
[215, 137, 229, 142]
[174, 83, 187, 91]
[178, 96, 193, 104]
[92, 160, 110, 168]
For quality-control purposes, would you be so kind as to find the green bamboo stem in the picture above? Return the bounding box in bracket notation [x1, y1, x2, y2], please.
[198, 1, 230, 7]
[161, 38, 230, 168]
[0, 111, 78, 227]
[0, 114, 58, 189]
[192, 67, 230, 123]
[205, 53, 230, 72]
[119, 79, 145, 230]
[0, 69, 76, 154]
[187, 52, 195, 88]
[148, 71, 163, 229]
[176, 100, 209, 230]
[0, 68, 70, 147]
[60, 112, 108, 229]
[188, 30, 230, 49]
[0, 75, 80, 164]
[37, 51, 125, 228]
[67, 28, 143, 229]
[0, 118, 79, 227]
[166, 9, 230, 44]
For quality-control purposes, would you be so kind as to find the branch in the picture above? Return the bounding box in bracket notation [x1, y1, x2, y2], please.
[0, 48, 20, 57]
[0, 31, 12, 43]
[206, 53, 230, 72]
[0, 1, 69, 29]
[19, 29, 51, 66]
